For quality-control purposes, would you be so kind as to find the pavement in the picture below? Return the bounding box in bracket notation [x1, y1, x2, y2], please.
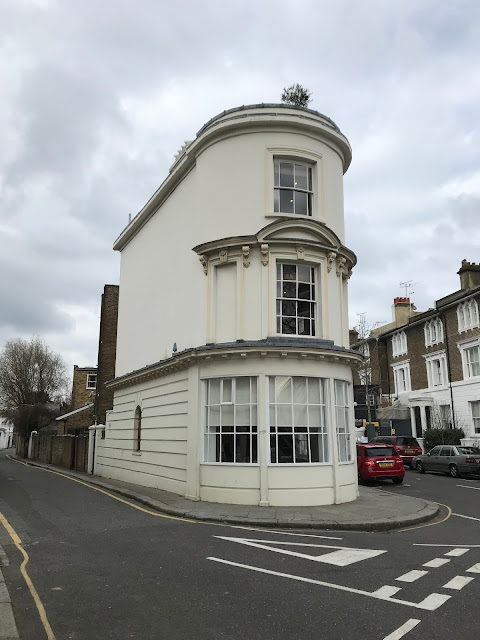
[0, 547, 20, 640]
[10, 454, 439, 531]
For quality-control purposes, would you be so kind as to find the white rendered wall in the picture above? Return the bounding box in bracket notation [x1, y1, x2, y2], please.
[115, 124, 350, 377]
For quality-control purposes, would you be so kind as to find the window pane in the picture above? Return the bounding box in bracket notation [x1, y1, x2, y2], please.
[292, 377, 307, 403]
[270, 435, 277, 463]
[252, 435, 258, 463]
[209, 405, 220, 427]
[278, 434, 294, 463]
[297, 265, 312, 283]
[279, 162, 294, 187]
[269, 404, 276, 426]
[297, 301, 312, 317]
[294, 163, 309, 190]
[308, 378, 321, 404]
[221, 434, 234, 462]
[310, 433, 320, 462]
[298, 283, 312, 299]
[283, 264, 297, 280]
[209, 379, 220, 405]
[236, 404, 250, 426]
[294, 404, 308, 426]
[295, 434, 309, 462]
[308, 405, 321, 427]
[221, 404, 234, 427]
[222, 379, 232, 403]
[294, 191, 308, 215]
[282, 317, 297, 334]
[297, 318, 312, 336]
[277, 404, 293, 427]
[282, 282, 296, 299]
[251, 379, 257, 403]
[280, 189, 294, 213]
[236, 435, 250, 463]
[275, 377, 292, 403]
[236, 377, 250, 404]
[282, 300, 296, 316]
[274, 161, 280, 187]
[274, 189, 280, 212]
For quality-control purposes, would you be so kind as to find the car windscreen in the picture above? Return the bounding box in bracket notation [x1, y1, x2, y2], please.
[457, 447, 480, 455]
[396, 437, 419, 446]
[365, 447, 396, 457]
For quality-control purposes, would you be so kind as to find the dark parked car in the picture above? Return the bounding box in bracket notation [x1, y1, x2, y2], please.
[369, 436, 422, 468]
[414, 445, 480, 478]
[356, 443, 405, 484]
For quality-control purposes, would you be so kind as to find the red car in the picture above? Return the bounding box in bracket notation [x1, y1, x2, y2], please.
[356, 443, 405, 484]
[369, 436, 423, 468]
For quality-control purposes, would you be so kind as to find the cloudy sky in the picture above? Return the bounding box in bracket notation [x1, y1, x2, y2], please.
[1, 0, 479, 378]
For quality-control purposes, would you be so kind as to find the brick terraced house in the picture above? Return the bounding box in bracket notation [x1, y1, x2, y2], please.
[352, 260, 480, 449]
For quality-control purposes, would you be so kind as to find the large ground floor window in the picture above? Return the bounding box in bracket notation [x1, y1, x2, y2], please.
[204, 377, 258, 463]
[269, 376, 329, 464]
[335, 379, 352, 462]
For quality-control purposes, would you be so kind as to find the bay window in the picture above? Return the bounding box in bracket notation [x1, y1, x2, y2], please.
[276, 263, 316, 336]
[334, 380, 352, 462]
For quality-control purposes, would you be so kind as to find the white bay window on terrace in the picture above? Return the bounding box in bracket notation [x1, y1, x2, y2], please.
[204, 377, 258, 463]
[276, 263, 316, 336]
[274, 160, 312, 216]
[269, 376, 329, 464]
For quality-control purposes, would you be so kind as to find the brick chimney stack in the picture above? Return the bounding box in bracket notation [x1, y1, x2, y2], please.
[458, 259, 480, 291]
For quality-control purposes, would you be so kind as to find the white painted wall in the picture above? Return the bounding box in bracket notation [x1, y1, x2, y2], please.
[0, 419, 14, 449]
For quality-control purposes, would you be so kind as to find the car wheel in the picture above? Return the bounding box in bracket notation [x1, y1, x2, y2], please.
[416, 460, 425, 474]
[449, 464, 461, 478]
[392, 477, 403, 485]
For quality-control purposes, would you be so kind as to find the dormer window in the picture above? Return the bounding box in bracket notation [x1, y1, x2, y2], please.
[274, 160, 312, 216]
[424, 317, 444, 347]
[457, 298, 479, 332]
[392, 331, 407, 357]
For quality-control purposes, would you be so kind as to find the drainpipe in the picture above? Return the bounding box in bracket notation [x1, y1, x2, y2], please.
[438, 311, 456, 430]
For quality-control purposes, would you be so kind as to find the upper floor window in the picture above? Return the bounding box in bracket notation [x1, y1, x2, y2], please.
[86, 374, 97, 389]
[458, 338, 480, 379]
[424, 317, 444, 347]
[424, 351, 447, 388]
[204, 377, 258, 464]
[457, 298, 479, 332]
[274, 160, 312, 216]
[392, 361, 411, 394]
[392, 331, 407, 357]
[276, 263, 316, 336]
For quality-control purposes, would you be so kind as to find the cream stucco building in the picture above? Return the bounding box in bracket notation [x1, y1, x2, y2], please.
[95, 104, 362, 506]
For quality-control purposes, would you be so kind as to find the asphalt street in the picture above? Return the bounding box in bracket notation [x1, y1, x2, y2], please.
[0, 452, 479, 640]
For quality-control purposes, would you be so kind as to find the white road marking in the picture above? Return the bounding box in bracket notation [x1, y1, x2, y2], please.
[414, 544, 480, 548]
[453, 513, 480, 522]
[457, 484, 480, 491]
[231, 527, 342, 540]
[423, 558, 450, 568]
[373, 586, 402, 597]
[442, 576, 474, 590]
[396, 570, 428, 583]
[445, 548, 469, 557]
[382, 618, 421, 640]
[214, 536, 386, 566]
[466, 564, 480, 573]
[207, 557, 451, 610]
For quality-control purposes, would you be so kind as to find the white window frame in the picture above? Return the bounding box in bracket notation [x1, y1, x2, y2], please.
[392, 331, 407, 357]
[470, 401, 480, 435]
[391, 360, 411, 394]
[334, 379, 352, 463]
[86, 374, 97, 389]
[265, 147, 323, 219]
[458, 337, 480, 380]
[423, 350, 448, 388]
[268, 376, 330, 465]
[203, 377, 258, 465]
[438, 404, 452, 430]
[457, 298, 479, 333]
[424, 317, 444, 347]
[273, 159, 313, 216]
[276, 261, 317, 337]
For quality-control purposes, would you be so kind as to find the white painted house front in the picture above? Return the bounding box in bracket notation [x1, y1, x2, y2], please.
[96, 104, 362, 506]
[0, 418, 14, 449]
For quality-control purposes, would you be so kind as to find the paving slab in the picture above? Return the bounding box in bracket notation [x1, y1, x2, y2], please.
[11, 456, 439, 531]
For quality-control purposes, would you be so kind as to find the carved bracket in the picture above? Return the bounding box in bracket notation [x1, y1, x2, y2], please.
[336, 256, 350, 279]
[199, 255, 208, 275]
[261, 244, 269, 266]
[296, 246, 305, 261]
[327, 251, 337, 273]
[242, 245, 250, 268]
[219, 250, 228, 263]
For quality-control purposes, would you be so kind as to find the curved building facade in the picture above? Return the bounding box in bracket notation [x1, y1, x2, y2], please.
[96, 104, 362, 506]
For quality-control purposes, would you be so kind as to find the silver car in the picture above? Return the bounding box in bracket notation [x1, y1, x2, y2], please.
[414, 445, 480, 478]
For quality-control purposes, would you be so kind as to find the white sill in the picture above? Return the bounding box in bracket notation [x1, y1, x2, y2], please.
[338, 460, 354, 465]
[268, 462, 331, 467]
[132, 451, 142, 456]
[200, 462, 259, 467]
[265, 212, 313, 219]
[274, 332, 317, 339]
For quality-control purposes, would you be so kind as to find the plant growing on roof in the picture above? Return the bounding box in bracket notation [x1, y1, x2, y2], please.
[281, 84, 312, 108]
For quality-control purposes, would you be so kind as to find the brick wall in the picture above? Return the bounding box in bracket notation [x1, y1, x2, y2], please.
[94, 285, 119, 425]
[72, 367, 96, 409]
[443, 301, 480, 383]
